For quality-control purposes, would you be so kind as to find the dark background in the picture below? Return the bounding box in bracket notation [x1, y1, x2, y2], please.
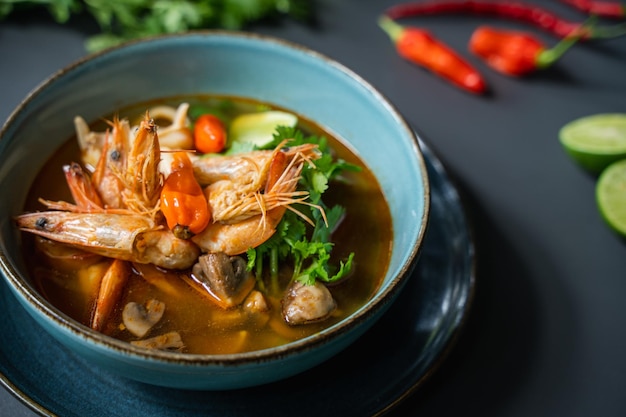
[1, 1, 626, 416]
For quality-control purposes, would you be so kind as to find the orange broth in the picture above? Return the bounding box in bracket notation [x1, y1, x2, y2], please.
[21, 96, 393, 354]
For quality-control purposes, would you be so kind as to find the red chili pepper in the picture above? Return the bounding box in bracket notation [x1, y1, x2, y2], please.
[469, 26, 580, 76]
[469, 16, 594, 77]
[560, 0, 625, 19]
[385, 1, 626, 39]
[378, 16, 487, 94]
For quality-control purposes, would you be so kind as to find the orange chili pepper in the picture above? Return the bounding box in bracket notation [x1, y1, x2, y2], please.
[160, 152, 210, 239]
[378, 16, 487, 94]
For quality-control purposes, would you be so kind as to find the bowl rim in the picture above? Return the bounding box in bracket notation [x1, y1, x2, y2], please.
[0, 30, 430, 366]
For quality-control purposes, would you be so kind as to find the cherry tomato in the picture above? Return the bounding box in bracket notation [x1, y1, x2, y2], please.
[194, 114, 226, 153]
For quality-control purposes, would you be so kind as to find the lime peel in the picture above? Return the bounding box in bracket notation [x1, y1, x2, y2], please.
[559, 113, 626, 173]
[596, 159, 626, 237]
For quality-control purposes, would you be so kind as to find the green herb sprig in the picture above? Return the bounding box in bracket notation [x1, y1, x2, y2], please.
[0, 0, 313, 52]
[246, 125, 360, 293]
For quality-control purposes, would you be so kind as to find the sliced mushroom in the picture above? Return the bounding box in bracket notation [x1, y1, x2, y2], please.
[282, 281, 337, 325]
[130, 331, 184, 351]
[122, 299, 165, 338]
[190, 253, 255, 309]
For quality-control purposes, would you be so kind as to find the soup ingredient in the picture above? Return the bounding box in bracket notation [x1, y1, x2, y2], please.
[229, 111, 298, 148]
[560, 0, 626, 19]
[194, 114, 227, 154]
[596, 159, 626, 237]
[244, 291, 271, 317]
[122, 115, 163, 214]
[282, 281, 337, 325]
[148, 103, 194, 150]
[73, 114, 163, 212]
[378, 16, 487, 94]
[0, 0, 315, 52]
[559, 113, 626, 173]
[74, 116, 108, 172]
[63, 162, 105, 212]
[91, 259, 131, 331]
[91, 116, 131, 209]
[15, 212, 202, 269]
[160, 152, 211, 239]
[190, 253, 255, 309]
[33, 236, 102, 271]
[247, 127, 359, 292]
[468, 25, 583, 76]
[190, 142, 321, 255]
[384, 0, 626, 40]
[130, 331, 185, 351]
[122, 299, 166, 338]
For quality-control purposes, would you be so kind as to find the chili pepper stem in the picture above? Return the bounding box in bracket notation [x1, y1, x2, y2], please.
[536, 16, 597, 69]
[535, 32, 580, 69]
[378, 15, 404, 42]
[592, 21, 626, 39]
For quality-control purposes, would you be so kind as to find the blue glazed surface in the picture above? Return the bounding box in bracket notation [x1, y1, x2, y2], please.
[0, 141, 473, 416]
[0, 32, 428, 389]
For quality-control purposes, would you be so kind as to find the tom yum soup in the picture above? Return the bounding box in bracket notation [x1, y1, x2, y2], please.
[16, 97, 392, 355]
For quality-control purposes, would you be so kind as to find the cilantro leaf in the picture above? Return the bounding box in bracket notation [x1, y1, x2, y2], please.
[248, 126, 357, 290]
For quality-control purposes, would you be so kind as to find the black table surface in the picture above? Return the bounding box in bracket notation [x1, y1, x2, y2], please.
[2, 1, 626, 416]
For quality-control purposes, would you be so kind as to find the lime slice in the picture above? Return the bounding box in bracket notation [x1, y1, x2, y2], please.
[597, 159, 626, 236]
[559, 113, 626, 173]
[229, 111, 298, 148]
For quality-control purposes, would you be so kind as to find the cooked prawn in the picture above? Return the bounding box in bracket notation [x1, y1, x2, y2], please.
[92, 116, 130, 209]
[192, 142, 320, 255]
[192, 142, 320, 223]
[15, 211, 200, 269]
[120, 114, 162, 215]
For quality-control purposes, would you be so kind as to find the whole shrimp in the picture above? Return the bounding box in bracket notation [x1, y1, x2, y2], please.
[190, 141, 321, 255]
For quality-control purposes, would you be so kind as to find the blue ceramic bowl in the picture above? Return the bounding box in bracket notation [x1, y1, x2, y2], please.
[0, 32, 429, 390]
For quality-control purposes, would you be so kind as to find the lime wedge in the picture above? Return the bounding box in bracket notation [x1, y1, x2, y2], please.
[229, 111, 298, 148]
[559, 113, 626, 173]
[597, 159, 626, 236]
